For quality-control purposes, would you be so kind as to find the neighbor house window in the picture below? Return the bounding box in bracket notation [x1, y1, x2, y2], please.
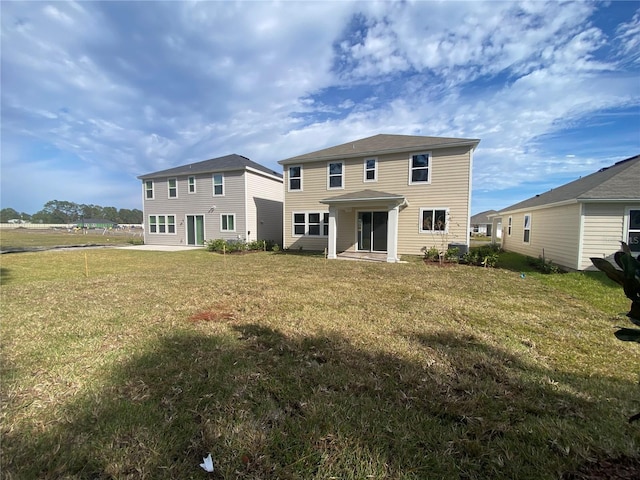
[213, 174, 224, 196]
[289, 166, 302, 191]
[148, 214, 176, 234]
[168, 178, 177, 198]
[221, 214, 235, 232]
[627, 209, 640, 252]
[364, 158, 377, 182]
[328, 161, 343, 189]
[523, 214, 531, 243]
[188, 176, 196, 193]
[409, 153, 431, 184]
[145, 180, 154, 199]
[419, 208, 448, 233]
[507, 216, 512, 236]
[292, 212, 329, 236]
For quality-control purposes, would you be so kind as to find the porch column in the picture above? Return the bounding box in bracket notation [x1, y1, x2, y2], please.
[327, 206, 337, 259]
[387, 205, 399, 262]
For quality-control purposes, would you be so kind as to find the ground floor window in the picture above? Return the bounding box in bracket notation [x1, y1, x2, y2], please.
[148, 215, 176, 234]
[221, 214, 235, 232]
[523, 213, 531, 243]
[419, 208, 448, 233]
[628, 209, 640, 252]
[292, 212, 329, 236]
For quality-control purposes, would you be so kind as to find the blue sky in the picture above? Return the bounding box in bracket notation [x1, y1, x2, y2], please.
[2, 0, 639, 216]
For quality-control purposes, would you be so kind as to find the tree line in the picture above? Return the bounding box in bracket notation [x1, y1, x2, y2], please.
[1, 200, 143, 224]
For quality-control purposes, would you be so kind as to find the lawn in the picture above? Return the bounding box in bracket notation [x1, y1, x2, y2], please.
[0, 227, 142, 251]
[1, 245, 639, 479]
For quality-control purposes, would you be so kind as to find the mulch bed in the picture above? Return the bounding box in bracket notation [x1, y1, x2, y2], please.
[562, 455, 640, 479]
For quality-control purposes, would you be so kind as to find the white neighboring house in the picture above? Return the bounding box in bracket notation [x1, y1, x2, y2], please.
[492, 154, 640, 270]
[470, 210, 498, 237]
[138, 154, 283, 247]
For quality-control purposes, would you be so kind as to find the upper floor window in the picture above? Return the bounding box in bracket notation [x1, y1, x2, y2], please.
[188, 176, 196, 193]
[409, 153, 431, 184]
[523, 214, 531, 243]
[328, 161, 343, 189]
[364, 158, 377, 182]
[289, 166, 302, 191]
[168, 178, 177, 198]
[213, 174, 224, 196]
[628, 209, 640, 252]
[419, 208, 448, 233]
[144, 180, 154, 199]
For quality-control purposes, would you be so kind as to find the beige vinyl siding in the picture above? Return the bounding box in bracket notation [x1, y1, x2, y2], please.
[282, 145, 472, 255]
[500, 204, 581, 269]
[142, 171, 247, 245]
[580, 203, 635, 270]
[245, 170, 283, 245]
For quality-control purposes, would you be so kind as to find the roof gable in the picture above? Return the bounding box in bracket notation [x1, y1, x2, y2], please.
[279, 133, 480, 164]
[138, 154, 282, 180]
[470, 210, 498, 223]
[499, 154, 640, 212]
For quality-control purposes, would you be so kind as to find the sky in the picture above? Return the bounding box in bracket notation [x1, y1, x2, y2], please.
[2, 0, 639, 216]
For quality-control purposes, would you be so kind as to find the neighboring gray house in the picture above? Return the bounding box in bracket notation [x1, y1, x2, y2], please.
[492, 154, 640, 270]
[470, 210, 498, 237]
[138, 154, 283, 247]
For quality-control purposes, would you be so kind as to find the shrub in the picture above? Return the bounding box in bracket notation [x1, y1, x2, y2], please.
[526, 255, 563, 274]
[462, 245, 500, 268]
[421, 246, 441, 261]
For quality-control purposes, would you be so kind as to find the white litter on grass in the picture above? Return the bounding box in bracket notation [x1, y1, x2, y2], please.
[200, 453, 214, 472]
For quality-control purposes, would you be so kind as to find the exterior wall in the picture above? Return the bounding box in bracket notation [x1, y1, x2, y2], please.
[580, 203, 640, 270]
[142, 170, 248, 246]
[282, 145, 472, 255]
[500, 203, 581, 270]
[245, 170, 284, 245]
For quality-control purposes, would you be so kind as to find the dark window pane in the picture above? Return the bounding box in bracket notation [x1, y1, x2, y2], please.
[168, 225, 175, 233]
[366, 170, 375, 180]
[412, 154, 429, 168]
[323, 225, 329, 236]
[294, 225, 305, 235]
[329, 163, 342, 174]
[412, 169, 429, 183]
[629, 210, 640, 229]
[628, 232, 640, 252]
[309, 225, 320, 235]
[422, 211, 433, 230]
[434, 210, 446, 230]
[290, 179, 300, 190]
[290, 166, 300, 177]
[309, 213, 320, 223]
[329, 176, 342, 188]
[366, 159, 376, 169]
[524, 230, 530, 243]
[294, 214, 305, 223]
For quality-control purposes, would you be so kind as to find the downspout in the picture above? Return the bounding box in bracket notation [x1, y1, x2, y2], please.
[577, 202, 585, 270]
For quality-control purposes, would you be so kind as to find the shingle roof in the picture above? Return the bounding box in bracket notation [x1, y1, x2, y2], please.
[470, 210, 498, 224]
[320, 189, 406, 204]
[499, 154, 640, 213]
[138, 154, 282, 180]
[279, 134, 480, 164]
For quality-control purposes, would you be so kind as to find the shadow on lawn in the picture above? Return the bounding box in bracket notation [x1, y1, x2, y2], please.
[4, 324, 638, 479]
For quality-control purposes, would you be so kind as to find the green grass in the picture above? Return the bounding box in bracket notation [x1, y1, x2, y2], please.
[1, 245, 639, 479]
[0, 227, 142, 251]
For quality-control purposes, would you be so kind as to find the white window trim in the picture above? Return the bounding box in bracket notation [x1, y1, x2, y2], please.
[363, 157, 377, 182]
[419, 207, 449, 234]
[188, 176, 196, 194]
[144, 180, 154, 200]
[624, 206, 640, 252]
[288, 165, 303, 192]
[220, 213, 236, 232]
[292, 211, 329, 237]
[507, 216, 512, 236]
[327, 161, 344, 190]
[168, 177, 178, 199]
[408, 152, 432, 185]
[148, 214, 176, 235]
[213, 173, 224, 196]
[523, 213, 531, 244]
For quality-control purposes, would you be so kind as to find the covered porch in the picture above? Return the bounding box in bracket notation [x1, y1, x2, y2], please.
[320, 189, 408, 263]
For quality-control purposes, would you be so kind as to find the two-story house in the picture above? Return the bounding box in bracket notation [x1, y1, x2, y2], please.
[138, 154, 283, 247]
[278, 134, 480, 262]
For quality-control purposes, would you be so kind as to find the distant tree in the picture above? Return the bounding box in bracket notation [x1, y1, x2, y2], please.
[0, 208, 21, 222]
[81, 204, 104, 219]
[117, 208, 143, 224]
[40, 200, 81, 223]
[102, 206, 118, 222]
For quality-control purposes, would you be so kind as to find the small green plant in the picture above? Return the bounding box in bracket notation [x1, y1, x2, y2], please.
[462, 244, 500, 268]
[527, 255, 562, 274]
[421, 246, 440, 262]
[591, 242, 640, 423]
